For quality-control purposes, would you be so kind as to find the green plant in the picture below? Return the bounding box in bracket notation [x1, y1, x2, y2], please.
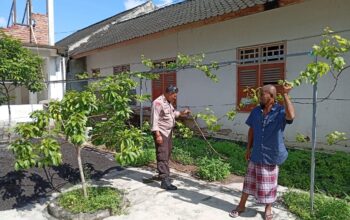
[279, 150, 350, 199]
[114, 127, 145, 166]
[173, 137, 211, 160]
[9, 111, 62, 170]
[175, 121, 193, 139]
[212, 140, 247, 176]
[225, 109, 237, 121]
[172, 147, 195, 165]
[283, 191, 350, 220]
[75, 72, 89, 79]
[195, 108, 222, 132]
[326, 131, 348, 145]
[58, 187, 124, 215]
[122, 148, 156, 167]
[197, 157, 231, 181]
[296, 132, 310, 143]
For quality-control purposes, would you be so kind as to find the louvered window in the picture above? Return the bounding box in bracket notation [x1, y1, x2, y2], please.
[237, 42, 285, 111]
[152, 58, 177, 106]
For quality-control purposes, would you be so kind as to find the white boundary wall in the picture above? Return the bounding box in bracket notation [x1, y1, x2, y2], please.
[0, 104, 44, 124]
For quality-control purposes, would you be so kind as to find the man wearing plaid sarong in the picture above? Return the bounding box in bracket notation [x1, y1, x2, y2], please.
[229, 84, 295, 220]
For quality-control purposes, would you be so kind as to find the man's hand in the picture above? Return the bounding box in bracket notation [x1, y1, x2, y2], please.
[245, 150, 251, 161]
[283, 83, 293, 95]
[181, 109, 191, 116]
[282, 83, 296, 120]
[183, 109, 191, 114]
[156, 134, 163, 145]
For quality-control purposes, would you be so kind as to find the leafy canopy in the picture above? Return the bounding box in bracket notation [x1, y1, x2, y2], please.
[0, 31, 44, 105]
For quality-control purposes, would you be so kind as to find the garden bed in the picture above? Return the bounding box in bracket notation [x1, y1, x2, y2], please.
[0, 141, 119, 211]
[48, 186, 128, 220]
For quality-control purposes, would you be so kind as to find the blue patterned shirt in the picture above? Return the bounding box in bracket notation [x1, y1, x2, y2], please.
[246, 103, 292, 165]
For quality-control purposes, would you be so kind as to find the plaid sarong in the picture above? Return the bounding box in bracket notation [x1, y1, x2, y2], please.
[242, 161, 279, 204]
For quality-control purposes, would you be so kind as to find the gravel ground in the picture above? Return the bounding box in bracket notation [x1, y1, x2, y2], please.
[0, 141, 121, 211]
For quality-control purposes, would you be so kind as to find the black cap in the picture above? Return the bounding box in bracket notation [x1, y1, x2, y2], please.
[165, 85, 179, 94]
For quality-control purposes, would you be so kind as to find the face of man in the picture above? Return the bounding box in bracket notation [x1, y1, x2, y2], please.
[260, 88, 273, 109]
[165, 92, 177, 104]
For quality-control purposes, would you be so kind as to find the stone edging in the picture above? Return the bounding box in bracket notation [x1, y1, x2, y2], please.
[47, 187, 129, 220]
[48, 199, 110, 220]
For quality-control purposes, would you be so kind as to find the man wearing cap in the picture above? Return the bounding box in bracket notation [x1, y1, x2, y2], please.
[151, 85, 190, 190]
[229, 84, 295, 220]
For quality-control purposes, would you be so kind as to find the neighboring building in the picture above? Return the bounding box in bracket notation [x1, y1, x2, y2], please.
[57, 0, 350, 151]
[1, 0, 65, 104]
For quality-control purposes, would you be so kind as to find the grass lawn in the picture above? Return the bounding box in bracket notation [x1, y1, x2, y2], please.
[58, 187, 124, 214]
[171, 137, 350, 219]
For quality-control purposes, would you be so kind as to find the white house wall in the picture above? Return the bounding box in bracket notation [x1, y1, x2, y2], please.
[86, 0, 350, 151]
[47, 57, 65, 101]
[10, 47, 65, 105]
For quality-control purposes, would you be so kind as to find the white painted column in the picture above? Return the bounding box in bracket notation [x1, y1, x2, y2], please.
[48, 57, 64, 101]
[29, 92, 38, 104]
[47, 0, 55, 45]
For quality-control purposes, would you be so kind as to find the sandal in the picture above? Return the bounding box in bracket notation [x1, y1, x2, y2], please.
[229, 209, 244, 218]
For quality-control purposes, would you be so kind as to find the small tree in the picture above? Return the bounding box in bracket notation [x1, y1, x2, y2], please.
[283, 28, 350, 212]
[9, 110, 62, 191]
[0, 31, 44, 125]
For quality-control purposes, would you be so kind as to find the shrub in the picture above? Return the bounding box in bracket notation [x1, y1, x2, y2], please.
[172, 137, 350, 199]
[280, 150, 350, 198]
[172, 147, 195, 165]
[125, 148, 156, 167]
[283, 191, 350, 220]
[211, 140, 247, 176]
[173, 137, 211, 158]
[58, 187, 123, 214]
[197, 157, 231, 181]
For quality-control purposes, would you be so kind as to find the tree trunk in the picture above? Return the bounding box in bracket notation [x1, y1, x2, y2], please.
[3, 84, 12, 141]
[76, 145, 88, 198]
[7, 97, 11, 126]
[43, 166, 61, 192]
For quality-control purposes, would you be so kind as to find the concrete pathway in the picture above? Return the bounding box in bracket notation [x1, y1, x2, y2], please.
[0, 167, 297, 220]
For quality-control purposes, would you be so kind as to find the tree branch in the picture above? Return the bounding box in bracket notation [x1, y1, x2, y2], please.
[292, 65, 350, 105]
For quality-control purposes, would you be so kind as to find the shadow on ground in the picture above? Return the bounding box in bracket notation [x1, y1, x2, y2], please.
[101, 167, 263, 218]
[0, 143, 122, 211]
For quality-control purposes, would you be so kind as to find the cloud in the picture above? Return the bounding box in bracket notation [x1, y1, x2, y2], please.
[0, 17, 6, 27]
[158, 0, 174, 7]
[124, 0, 147, 10]
[123, 0, 175, 10]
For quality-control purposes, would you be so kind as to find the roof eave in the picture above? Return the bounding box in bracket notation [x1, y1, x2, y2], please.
[71, 0, 305, 59]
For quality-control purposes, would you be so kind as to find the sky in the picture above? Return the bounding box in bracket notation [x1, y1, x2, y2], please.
[0, 0, 180, 42]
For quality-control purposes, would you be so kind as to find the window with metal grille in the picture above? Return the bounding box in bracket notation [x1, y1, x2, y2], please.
[112, 64, 136, 105]
[262, 44, 284, 63]
[237, 42, 285, 112]
[113, 64, 130, 75]
[239, 47, 259, 64]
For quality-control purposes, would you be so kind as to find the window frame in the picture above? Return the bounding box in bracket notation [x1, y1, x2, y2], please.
[151, 58, 177, 105]
[113, 64, 130, 75]
[236, 42, 286, 112]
